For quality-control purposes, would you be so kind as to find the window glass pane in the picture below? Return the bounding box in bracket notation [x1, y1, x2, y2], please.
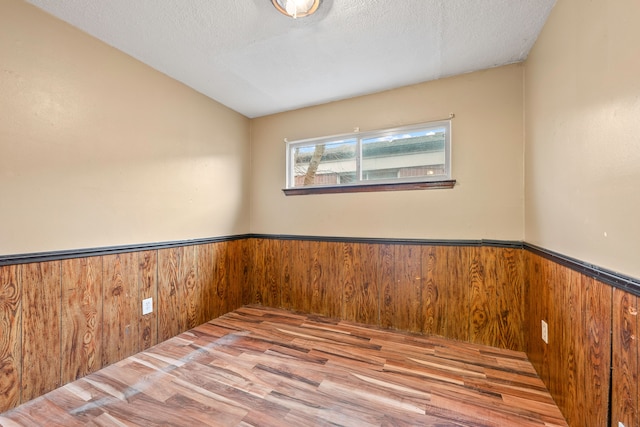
[361, 127, 446, 181]
[291, 139, 357, 187]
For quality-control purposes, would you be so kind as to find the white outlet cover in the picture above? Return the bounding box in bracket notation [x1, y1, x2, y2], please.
[619, 422, 626, 427]
[541, 320, 549, 344]
[142, 297, 153, 315]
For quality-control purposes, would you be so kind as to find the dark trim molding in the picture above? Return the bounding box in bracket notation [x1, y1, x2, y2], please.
[250, 234, 524, 248]
[282, 180, 456, 196]
[0, 234, 251, 266]
[525, 243, 640, 297]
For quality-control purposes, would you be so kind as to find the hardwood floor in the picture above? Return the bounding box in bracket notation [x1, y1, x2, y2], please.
[0, 306, 567, 427]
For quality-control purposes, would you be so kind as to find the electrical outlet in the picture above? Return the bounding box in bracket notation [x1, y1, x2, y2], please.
[541, 320, 549, 344]
[142, 297, 153, 315]
[619, 422, 626, 427]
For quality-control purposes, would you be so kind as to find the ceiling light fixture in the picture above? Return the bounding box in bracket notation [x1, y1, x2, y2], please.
[271, 0, 320, 19]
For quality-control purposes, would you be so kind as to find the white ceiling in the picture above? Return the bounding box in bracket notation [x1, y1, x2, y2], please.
[25, 0, 556, 118]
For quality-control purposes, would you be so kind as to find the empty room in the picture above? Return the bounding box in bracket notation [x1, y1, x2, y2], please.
[1, 0, 638, 426]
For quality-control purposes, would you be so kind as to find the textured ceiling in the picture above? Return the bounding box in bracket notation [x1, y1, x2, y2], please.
[25, 0, 556, 118]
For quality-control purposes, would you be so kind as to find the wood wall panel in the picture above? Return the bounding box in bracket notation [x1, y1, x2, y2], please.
[392, 245, 423, 333]
[215, 241, 232, 317]
[469, 246, 488, 346]
[182, 246, 199, 331]
[378, 244, 395, 330]
[421, 245, 439, 335]
[562, 270, 584, 427]
[242, 240, 256, 307]
[61, 257, 103, 383]
[102, 253, 138, 366]
[445, 246, 470, 342]
[0, 265, 21, 412]
[247, 240, 526, 352]
[285, 240, 311, 314]
[583, 276, 611, 427]
[524, 252, 542, 373]
[21, 261, 61, 402]
[348, 243, 380, 325]
[494, 248, 524, 351]
[158, 247, 197, 341]
[197, 243, 215, 322]
[612, 288, 639, 427]
[310, 241, 342, 318]
[340, 243, 356, 321]
[228, 239, 248, 312]
[524, 253, 614, 427]
[158, 247, 180, 341]
[252, 239, 281, 308]
[138, 250, 158, 350]
[279, 239, 293, 310]
[476, 246, 525, 350]
[430, 246, 450, 337]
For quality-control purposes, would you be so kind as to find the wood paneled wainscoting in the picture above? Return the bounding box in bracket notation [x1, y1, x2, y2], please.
[3, 234, 640, 427]
[524, 248, 640, 427]
[0, 239, 250, 413]
[247, 238, 526, 352]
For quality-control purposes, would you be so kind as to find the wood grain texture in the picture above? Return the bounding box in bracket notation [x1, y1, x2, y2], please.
[469, 246, 488, 346]
[378, 244, 395, 330]
[420, 245, 442, 337]
[102, 253, 139, 366]
[431, 246, 450, 337]
[495, 248, 524, 351]
[612, 288, 639, 427]
[137, 250, 157, 350]
[472, 247, 524, 351]
[1, 305, 568, 427]
[226, 239, 246, 313]
[21, 261, 61, 402]
[182, 246, 200, 330]
[61, 257, 103, 384]
[251, 240, 526, 351]
[582, 275, 611, 427]
[242, 239, 256, 306]
[445, 246, 470, 342]
[340, 243, 356, 321]
[342, 243, 380, 324]
[286, 240, 311, 314]
[0, 265, 21, 412]
[393, 245, 423, 333]
[196, 243, 215, 322]
[563, 269, 584, 427]
[158, 247, 197, 341]
[310, 241, 342, 318]
[278, 239, 293, 310]
[547, 259, 564, 415]
[213, 241, 231, 317]
[524, 253, 613, 427]
[252, 239, 281, 308]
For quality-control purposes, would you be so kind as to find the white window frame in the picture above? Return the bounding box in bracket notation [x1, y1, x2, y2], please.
[285, 120, 452, 190]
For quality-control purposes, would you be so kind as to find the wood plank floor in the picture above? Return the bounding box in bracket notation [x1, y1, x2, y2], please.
[0, 305, 567, 427]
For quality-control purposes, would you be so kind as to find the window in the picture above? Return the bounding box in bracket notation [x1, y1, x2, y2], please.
[284, 120, 453, 195]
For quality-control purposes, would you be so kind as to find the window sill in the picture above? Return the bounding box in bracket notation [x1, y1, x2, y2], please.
[282, 179, 456, 196]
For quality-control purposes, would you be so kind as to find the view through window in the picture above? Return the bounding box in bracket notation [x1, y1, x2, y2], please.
[286, 120, 451, 190]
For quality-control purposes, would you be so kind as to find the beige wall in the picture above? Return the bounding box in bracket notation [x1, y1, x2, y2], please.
[525, 0, 640, 278]
[250, 65, 524, 241]
[0, 0, 250, 255]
